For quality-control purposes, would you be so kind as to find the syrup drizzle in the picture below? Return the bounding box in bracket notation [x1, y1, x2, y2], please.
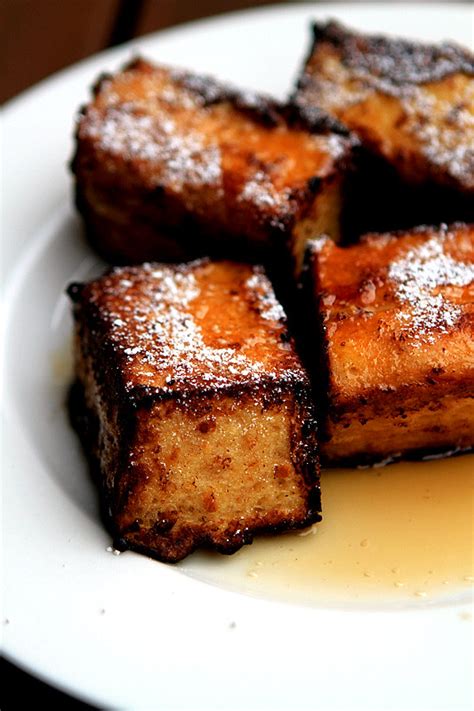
[181, 455, 474, 607]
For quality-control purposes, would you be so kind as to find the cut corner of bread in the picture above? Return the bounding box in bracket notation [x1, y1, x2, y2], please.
[68, 258, 321, 562]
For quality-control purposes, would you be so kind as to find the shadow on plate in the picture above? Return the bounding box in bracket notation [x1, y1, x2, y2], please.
[5, 209, 105, 522]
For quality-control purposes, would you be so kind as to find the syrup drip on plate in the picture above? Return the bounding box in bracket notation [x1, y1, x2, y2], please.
[181, 454, 474, 607]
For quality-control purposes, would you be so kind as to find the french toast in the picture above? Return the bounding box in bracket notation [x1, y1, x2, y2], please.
[68, 259, 321, 562]
[303, 223, 474, 465]
[72, 59, 353, 274]
[294, 22, 474, 233]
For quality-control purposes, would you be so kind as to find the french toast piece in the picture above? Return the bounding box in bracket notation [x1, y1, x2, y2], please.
[72, 59, 353, 274]
[68, 259, 321, 562]
[303, 223, 474, 465]
[294, 22, 474, 232]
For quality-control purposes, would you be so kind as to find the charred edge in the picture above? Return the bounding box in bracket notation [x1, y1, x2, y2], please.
[68, 376, 139, 532]
[92, 55, 352, 135]
[92, 71, 115, 97]
[166, 66, 286, 128]
[69, 103, 90, 174]
[71, 258, 213, 302]
[328, 380, 474, 424]
[310, 20, 474, 84]
[67, 381, 99, 478]
[299, 240, 333, 445]
[73, 296, 311, 409]
[69, 122, 83, 178]
[69, 371, 321, 565]
[68, 379, 135, 532]
[126, 376, 312, 411]
[66, 282, 85, 302]
[286, 100, 350, 136]
[111, 505, 322, 564]
[106, 56, 285, 128]
[71, 280, 309, 410]
[290, 21, 330, 100]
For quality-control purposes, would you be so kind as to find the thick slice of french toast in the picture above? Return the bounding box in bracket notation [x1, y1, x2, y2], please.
[68, 259, 321, 562]
[303, 223, 474, 465]
[294, 22, 474, 233]
[72, 59, 353, 274]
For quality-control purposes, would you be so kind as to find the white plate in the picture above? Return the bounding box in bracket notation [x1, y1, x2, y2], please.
[2, 4, 473, 709]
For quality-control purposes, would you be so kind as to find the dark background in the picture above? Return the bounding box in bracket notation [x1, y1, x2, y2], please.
[1, 0, 282, 103]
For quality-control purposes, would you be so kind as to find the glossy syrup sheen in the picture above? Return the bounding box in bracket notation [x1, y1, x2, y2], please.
[181, 455, 474, 607]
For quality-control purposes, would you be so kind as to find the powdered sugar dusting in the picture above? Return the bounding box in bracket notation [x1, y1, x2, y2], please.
[245, 273, 287, 323]
[388, 235, 474, 344]
[301, 24, 474, 187]
[87, 262, 303, 393]
[82, 106, 222, 190]
[402, 84, 474, 188]
[238, 170, 290, 210]
[80, 61, 349, 227]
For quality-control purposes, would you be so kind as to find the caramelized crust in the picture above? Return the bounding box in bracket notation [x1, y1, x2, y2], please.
[68, 259, 321, 562]
[294, 22, 474, 234]
[295, 21, 474, 192]
[72, 59, 352, 270]
[304, 223, 474, 464]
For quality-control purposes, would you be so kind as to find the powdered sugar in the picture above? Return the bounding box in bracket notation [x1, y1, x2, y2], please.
[300, 24, 474, 188]
[245, 272, 287, 323]
[402, 84, 474, 188]
[388, 235, 474, 344]
[82, 106, 222, 190]
[238, 170, 289, 210]
[87, 262, 303, 393]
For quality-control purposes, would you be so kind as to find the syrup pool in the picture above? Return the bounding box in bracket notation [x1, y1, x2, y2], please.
[180, 454, 474, 607]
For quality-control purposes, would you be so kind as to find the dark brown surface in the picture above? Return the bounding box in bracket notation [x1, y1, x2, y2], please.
[294, 21, 474, 184]
[307, 20, 474, 86]
[293, 19, 474, 234]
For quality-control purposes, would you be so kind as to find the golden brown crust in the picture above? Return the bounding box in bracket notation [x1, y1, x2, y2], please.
[68, 259, 321, 562]
[303, 223, 474, 464]
[68, 259, 308, 396]
[294, 21, 474, 195]
[72, 58, 353, 265]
